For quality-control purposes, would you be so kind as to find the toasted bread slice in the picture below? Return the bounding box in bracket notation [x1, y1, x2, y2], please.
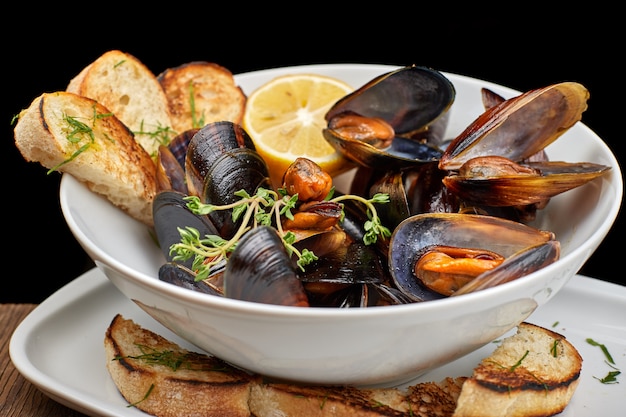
[452, 322, 583, 417]
[14, 91, 156, 226]
[105, 314, 259, 417]
[104, 315, 464, 417]
[249, 377, 465, 417]
[66, 50, 173, 159]
[157, 61, 246, 134]
[104, 317, 582, 417]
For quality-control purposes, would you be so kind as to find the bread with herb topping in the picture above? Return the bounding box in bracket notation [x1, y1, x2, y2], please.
[452, 322, 583, 417]
[105, 314, 464, 417]
[104, 316, 582, 417]
[13, 91, 156, 226]
[157, 61, 246, 134]
[105, 314, 260, 417]
[66, 49, 174, 160]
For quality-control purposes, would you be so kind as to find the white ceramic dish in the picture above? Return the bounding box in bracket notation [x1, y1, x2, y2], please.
[10, 268, 626, 416]
[59, 64, 622, 385]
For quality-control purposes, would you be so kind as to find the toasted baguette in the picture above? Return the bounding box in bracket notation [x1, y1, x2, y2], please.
[105, 317, 581, 417]
[157, 61, 246, 134]
[105, 314, 464, 417]
[66, 49, 173, 159]
[14, 91, 156, 226]
[452, 322, 582, 417]
[250, 377, 465, 417]
[105, 314, 259, 417]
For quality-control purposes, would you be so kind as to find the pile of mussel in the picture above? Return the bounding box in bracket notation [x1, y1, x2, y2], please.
[153, 66, 611, 308]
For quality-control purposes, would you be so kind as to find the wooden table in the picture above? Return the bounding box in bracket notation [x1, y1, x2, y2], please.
[1, 303, 88, 416]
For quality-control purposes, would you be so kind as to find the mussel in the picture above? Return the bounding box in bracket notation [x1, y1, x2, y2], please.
[152, 190, 219, 268]
[185, 122, 272, 239]
[438, 82, 611, 208]
[223, 225, 310, 307]
[323, 66, 455, 170]
[388, 213, 559, 301]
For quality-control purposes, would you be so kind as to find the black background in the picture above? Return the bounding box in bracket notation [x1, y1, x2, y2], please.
[4, 10, 623, 303]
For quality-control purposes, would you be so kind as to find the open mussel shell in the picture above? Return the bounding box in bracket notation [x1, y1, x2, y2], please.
[326, 65, 455, 137]
[323, 129, 444, 170]
[439, 82, 590, 171]
[152, 190, 219, 268]
[323, 65, 455, 170]
[443, 160, 612, 206]
[223, 226, 310, 307]
[388, 213, 557, 302]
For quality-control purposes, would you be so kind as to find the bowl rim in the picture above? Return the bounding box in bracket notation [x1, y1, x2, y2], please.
[59, 63, 624, 318]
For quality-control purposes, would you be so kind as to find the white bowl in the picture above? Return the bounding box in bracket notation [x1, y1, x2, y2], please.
[60, 64, 622, 386]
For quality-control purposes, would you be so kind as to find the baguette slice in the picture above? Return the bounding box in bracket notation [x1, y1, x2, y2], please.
[67, 49, 173, 159]
[452, 322, 583, 417]
[104, 317, 582, 417]
[250, 377, 465, 417]
[104, 314, 464, 417]
[157, 61, 246, 134]
[14, 91, 156, 226]
[105, 314, 260, 417]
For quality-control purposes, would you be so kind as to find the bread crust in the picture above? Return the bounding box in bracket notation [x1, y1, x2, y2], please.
[250, 377, 465, 417]
[157, 61, 246, 134]
[105, 314, 259, 417]
[105, 317, 582, 417]
[66, 49, 173, 159]
[14, 91, 156, 225]
[452, 322, 582, 417]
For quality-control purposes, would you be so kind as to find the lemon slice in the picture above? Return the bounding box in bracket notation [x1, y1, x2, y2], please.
[243, 73, 355, 189]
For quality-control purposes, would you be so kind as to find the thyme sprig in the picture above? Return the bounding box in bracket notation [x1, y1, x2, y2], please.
[169, 187, 390, 281]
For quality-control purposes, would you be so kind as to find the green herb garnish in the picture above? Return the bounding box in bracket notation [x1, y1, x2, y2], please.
[550, 339, 560, 357]
[189, 82, 205, 129]
[169, 187, 390, 280]
[586, 338, 615, 364]
[127, 384, 154, 408]
[587, 337, 621, 384]
[509, 350, 530, 371]
[47, 105, 114, 174]
[134, 120, 176, 153]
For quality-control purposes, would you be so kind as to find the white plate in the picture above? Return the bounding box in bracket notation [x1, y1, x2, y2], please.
[10, 268, 626, 417]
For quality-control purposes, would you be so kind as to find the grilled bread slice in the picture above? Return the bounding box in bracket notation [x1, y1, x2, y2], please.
[157, 61, 246, 134]
[250, 377, 465, 417]
[13, 91, 156, 226]
[104, 316, 581, 417]
[105, 314, 260, 417]
[66, 49, 173, 159]
[105, 314, 464, 417]
[452, 322, 583, 417]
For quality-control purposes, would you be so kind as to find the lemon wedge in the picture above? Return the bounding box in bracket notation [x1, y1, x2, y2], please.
[243, 73, 355, 188]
